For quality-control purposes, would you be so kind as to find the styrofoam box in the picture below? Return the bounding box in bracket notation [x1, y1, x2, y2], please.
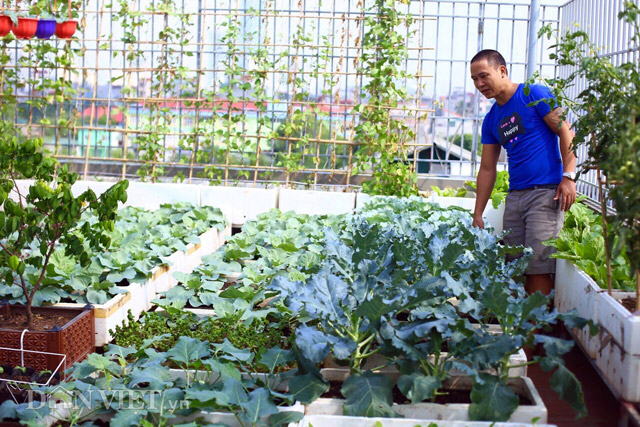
[299, 414, 557, 427]
[305, 376, 547, 424]
[279, 189, 356, 215]
[199, 185, 278, 226]
[555, 258, 640, 402]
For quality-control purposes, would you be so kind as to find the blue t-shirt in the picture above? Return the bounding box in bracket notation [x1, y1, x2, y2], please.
[481, 83, 563, 191]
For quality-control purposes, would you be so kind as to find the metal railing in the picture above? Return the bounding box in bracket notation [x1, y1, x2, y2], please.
[2, 0, 563, 189]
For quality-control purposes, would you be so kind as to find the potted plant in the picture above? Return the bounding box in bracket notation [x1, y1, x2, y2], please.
[53, 0, 75, 39]
[0, 1, 12, 36]
[34, 6, 56, 39]
[0, 128, 128, 372]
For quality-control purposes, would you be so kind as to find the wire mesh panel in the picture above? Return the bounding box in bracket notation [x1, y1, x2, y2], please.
[0, 0, 562, 188]
[557, 0, 640, 202]
[419, 0, 561, 179]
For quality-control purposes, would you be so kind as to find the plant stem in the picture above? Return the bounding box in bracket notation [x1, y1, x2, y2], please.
[596, 166, 613, 296]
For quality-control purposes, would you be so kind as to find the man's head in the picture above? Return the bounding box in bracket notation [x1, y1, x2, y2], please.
[470, 50, 510, 100]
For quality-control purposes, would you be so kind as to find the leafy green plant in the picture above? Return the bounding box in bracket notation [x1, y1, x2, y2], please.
[465, 170, 509, 209]
[0, 136, 128, 327]
[544, 198, 635, 291]
[430, 186, 467, 198]
[0, 203, 227, 306]
[110, 307, 291, 357]
[352, 0, 418, 197]
[271, 198, 592, 420]
[531, 2, 640, 308]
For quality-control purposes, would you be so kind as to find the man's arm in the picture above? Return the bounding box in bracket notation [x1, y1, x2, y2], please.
[543, 107, 577, 212]
[473, 143, 501, 228]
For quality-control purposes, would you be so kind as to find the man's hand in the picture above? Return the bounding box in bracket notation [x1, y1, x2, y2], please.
[555, 178, 577, 211]
[472, 214, 485, 229]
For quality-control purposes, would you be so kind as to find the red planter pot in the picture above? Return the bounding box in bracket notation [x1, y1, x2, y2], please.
[55, 20, 77, 39]
[0, 15, 12, 37]
[0, 304, 95, 374]
[11, 17, 38, 39]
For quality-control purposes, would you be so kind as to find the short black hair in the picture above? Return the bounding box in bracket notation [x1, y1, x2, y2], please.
[471, 50, 506, 69]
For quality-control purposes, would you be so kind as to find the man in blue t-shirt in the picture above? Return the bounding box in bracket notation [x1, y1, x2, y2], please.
[470, 49, 577, 296]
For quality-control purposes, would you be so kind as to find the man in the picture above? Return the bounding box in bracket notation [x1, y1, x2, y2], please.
[470, 49, 577, 296]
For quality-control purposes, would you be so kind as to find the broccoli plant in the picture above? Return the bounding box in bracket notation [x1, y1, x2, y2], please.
[0, 137, 128, 328]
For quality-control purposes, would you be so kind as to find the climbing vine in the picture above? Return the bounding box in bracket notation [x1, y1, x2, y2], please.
[134, 0, 191, 181]
[352, 0, 418, 197]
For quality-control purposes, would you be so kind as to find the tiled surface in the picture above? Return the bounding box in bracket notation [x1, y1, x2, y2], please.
[528, 328, 622, 427]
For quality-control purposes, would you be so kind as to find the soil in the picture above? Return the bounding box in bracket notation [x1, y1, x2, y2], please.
[322, 380, 533, 406]
[0, 309, 78, 331]
[32, 373, 60, 386]
[620, 296, 638, 313]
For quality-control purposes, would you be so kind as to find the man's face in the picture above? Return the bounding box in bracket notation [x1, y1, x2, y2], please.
[470, 59, 507, 99]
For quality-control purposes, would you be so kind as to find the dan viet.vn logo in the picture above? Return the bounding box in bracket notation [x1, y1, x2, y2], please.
[498, 112, 526, 147]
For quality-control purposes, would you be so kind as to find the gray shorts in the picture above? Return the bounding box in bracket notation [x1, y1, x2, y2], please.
[503, 185, 564, 275]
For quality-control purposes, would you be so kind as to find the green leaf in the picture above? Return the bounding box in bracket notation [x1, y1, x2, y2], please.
[258, 347, 294, 372]
[86, 353, 118, 372]
[268, 410, 304, 426]
[354, 295, 395, 320]
[240, 388, 279, 424]
[109, 409, 148, 427]
[222, 378, 248, 406]
[469, 373, 519, 422]
[166, 336, 211, 365]
[128, 365, 172, 389]
[288, 373, 329, 404]
[397, 373, 442, 404]
[184, 388, 230, 406]
[341, 371, 397, 418]
[550, 365, 587, 418]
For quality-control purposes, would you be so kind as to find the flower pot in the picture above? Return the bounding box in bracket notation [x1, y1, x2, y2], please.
[0, 304, 95, 373]
[0, 15, 12, 36]
[54, 20, 77, 39]
[11, 17, 38, 39]
[35, 18, 56, 39]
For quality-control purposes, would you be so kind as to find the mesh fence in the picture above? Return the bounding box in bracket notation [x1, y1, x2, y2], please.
[2, 0, 563, 189]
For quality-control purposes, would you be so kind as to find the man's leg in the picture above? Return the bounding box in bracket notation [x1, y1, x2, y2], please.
[526, 273, 553, 295]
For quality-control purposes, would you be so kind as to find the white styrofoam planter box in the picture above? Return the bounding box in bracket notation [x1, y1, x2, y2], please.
[279, 189, 356, 215]
[180, 224, 231, 272]
[299, 414, 557, 427]
[322, 348, 528, 379]
[305, 376, 547, 424]
[430, 196, 505, 235]
[199, 185, 278, 226]
[554, 259, 602, 359]
[555, 259, 640, 402]
[124, 182, 200, 210]
[42, 402, 303, 427]
[169, 401, 304, 426]
[355, 192, 373, 210]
